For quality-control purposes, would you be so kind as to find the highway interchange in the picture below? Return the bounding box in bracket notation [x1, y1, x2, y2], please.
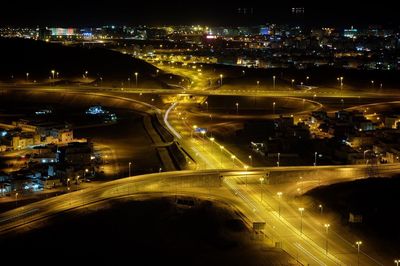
[1, 63, 400, 265]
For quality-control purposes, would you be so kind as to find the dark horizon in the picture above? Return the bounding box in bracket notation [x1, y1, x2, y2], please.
[1, 1, 399, 28]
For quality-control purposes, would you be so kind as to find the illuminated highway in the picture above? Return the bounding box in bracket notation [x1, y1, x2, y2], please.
[1, 65, 400, 265]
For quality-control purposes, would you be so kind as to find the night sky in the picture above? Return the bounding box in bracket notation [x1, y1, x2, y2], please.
[1, 0, 399, 27]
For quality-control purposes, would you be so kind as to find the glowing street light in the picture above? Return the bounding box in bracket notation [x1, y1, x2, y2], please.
[231, 155, 236, 168]
[298, 207, 305, 234]
[191, 125, 197, 138]
[319, 204, 323, 215]
[235, 102, 239, 114]
[394, 259, 400, 266]
[135, 72, 138, 87]
[277, 152, 280, 167]
[273, 102, 276, 114]
[273, 75, 276, 89]
[15, 192, 19, 207]
[219, 74, 223, 85]
[356, 241, 362, 266]
[51, 70, 55, 79]
[129, 161, 132, 176]
[324, 223, 330, 254]
[248, 155, 253, 167]
[26, 72, 29, 82]
[291, 79, 295, 88]
[205, 101, 208, 111]
[314, 152, 318, 166]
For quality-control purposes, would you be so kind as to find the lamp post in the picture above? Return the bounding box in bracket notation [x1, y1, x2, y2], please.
[235, 102, 239, 114]
[298, 207, 305, 234]
[51, 70, 55, 79]
[291, 79, 295, 88]
[191, 125, 197, 138]
[395, 259, 400, 266]
[277, 192, 283, 217]
[26, 72, 29, 82]
[231, 155, 236, 168]
[356, 241, 362, 266]
[201, 130, 206, 150]
[273, 102, 276, 114]
[277, 152, 280, 167]
[205, 101, 208, 111]
[319, 204, 323, 215]
[159, 167, 162, 173]
[219, 74, 223, 85]
[324, 223, 330, 254]
[314, 152, 318, 166]
[259, 177, 264, 201]
[340, 76, 344, 90]
[135, 72, 138, 87]
[273, 75, 276, 89]
[156, 69, 159, 76]
[248, 155, 253, 167]
[129, 161, 132, 176]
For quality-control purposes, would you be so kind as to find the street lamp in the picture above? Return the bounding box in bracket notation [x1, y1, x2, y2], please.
[156, 69, 159, 76]
[219, 74, 223, 85]
[277, 192, 283, 217]
[314, 152, 318, 166]
[248, 155, 253, 167]
[257, 80, 260, 87]
[205, 101, 208, 111]
[259, 177, 264, 201]
[395, 259, 400, 266]
[159, 167, 162, 173]
[129, 161, 132, 176]
[319, 204, 323, 215]
[15, 192, 18, 207]
[242, 70, 245, 76]
[191, 125, 197, 138]
[220, 146, 224, 167]
[356, 241, 362, 266]
[340, 76, 344, 90]
[235, 102, 239, 114]
[273, 75, 276, 89]
[324, 223, 330, 254]
[135, 72, 138, 87]
[277, 152, 280, 167]
[51, 70, 55, 79]
[298, 207, 305, 234]
[231, 155, 236, 168]
[273, 102, 276, 114]
[26, 72, 29, 82]
[201, 130, 206, 150]
[291, 79, 295, 88]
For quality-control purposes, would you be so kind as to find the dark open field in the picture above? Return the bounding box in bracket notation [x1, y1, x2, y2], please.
[0, 197, 294, 265]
